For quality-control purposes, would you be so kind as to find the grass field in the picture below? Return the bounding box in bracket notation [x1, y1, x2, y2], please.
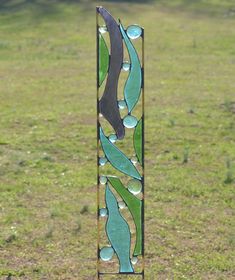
[0, 0, 235, 279]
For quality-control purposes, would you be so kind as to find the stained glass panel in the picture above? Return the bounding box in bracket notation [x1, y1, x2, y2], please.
[97, 6, 144, 278]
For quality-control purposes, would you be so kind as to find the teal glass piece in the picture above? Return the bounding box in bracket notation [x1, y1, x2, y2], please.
[100, 246, 114, 261]
[126, 25, 142, 40]
[99, 34, 109, 86]
[119, 23, 142, 113]
[99, 127, 141, 180]
[133, 118, 142, 164]
[105, 185, 134, 272]
[127, 179, 142, 195]
[108, 176, 142, 256]
[123, 115, 138, 128]
[100, 208, 108, 217]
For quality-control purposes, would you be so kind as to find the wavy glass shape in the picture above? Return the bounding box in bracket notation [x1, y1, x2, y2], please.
[108, 176, 142, 256]
[99, 34, 109, 86]
[119, 23, 142, 113]
[134, 118, 142, 165]
[98, 7, 125, 139]
[100, 127, 141, 180]
[105, 185, 134, 273]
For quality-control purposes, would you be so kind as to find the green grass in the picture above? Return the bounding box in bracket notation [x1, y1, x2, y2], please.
[0, 0, 235, 279]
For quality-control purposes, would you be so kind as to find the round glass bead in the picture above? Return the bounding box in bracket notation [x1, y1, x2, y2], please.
[118, 201, 126, 209]
[123, 115, 138, 128]
[100, 208, 108, 217]
[100, 246, 114, 261]
[108, 134, 117, 143]
[99, 157, 107, 166]
[127, 179, 142, 195]
[100, 176, 107, 185]
[126, 25, 142, 39]
[131, 156, 138, 164]
[122, 62, 130, 71]
[118, 100, 127, 110]
[131, 257, 138, 265]
[99, 26, 107, 34]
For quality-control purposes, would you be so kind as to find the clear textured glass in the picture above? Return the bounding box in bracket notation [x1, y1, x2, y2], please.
[99, 34, 109, 86]
[100, 246, 114, 261]
[126, 25, 142, 39]
[123, 115, 138, 128]
[127, 179, 142, 195]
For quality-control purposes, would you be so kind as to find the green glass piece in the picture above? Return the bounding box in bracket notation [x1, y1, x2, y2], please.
[105, 185, 134, 272]
[134, 118, 142, 164]
[99, 34, 109, 86]
[108, 176, 142, 256]
[99, 127, 141, 180]
[119, 23, 142, 113]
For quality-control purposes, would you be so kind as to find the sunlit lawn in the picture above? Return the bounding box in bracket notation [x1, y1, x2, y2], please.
[0, 0, 234, 279]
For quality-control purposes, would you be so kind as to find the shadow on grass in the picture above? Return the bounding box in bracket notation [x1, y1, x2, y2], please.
[100, 0, 235, 16]
[0, 0, 92, 18]
[100, 0, 155, 2]
[0, 0, 92, 13]
[0, 0, 57, 13]
[0, 0, 234, 18]
[0, 0, 154, 13]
